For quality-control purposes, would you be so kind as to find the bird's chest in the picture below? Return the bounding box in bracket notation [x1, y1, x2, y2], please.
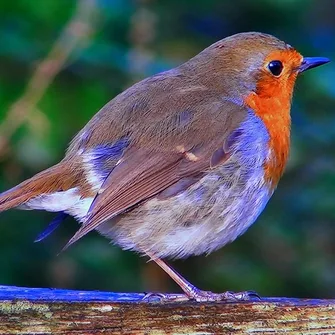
[244, 91, 291, 190]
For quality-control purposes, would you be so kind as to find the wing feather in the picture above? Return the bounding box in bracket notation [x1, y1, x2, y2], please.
[63, 147, 210, 249]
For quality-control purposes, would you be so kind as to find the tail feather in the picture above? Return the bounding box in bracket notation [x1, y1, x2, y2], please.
[0, 162, 77, 212]
[34, 212, 69, 242]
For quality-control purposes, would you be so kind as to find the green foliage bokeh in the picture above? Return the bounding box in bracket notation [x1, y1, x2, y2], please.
[0, 0, 335, 298]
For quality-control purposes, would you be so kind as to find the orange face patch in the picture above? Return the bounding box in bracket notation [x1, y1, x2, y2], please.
[245, 49, 303, 189]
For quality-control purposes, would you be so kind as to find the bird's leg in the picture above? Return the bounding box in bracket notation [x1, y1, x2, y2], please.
[143, 253, 260, 302]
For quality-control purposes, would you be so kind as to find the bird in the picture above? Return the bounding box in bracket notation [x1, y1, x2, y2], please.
[0, 32, 329, 302]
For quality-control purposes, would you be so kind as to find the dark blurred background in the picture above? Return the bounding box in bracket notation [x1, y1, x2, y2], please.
[0, 0, 335, 299]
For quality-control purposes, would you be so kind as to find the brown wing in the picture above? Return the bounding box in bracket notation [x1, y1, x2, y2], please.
[63, 143, 214, 250]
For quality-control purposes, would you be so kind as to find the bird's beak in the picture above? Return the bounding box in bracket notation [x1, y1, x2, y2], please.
[298, 57, 330, 73]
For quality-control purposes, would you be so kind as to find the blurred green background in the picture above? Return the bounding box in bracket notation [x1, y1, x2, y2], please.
[0, 0, 335, 299]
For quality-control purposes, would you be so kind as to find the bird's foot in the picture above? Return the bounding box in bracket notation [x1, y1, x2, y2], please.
[143, 289, 260, 302]
[143, 255, 260, 303]
[189, 289, 260, 302]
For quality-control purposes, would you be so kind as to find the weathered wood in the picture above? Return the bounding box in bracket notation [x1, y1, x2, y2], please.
[0, 285, 335, 334]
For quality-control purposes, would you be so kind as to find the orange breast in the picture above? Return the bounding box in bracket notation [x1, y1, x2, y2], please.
[244, 48, 303, 190]
[244, 79, 294, 189]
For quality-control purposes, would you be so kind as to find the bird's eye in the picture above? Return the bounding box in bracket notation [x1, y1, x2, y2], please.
[268, 60, 283, 76]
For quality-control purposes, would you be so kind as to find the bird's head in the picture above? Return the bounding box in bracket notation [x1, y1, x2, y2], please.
[187, 32, 329, 100]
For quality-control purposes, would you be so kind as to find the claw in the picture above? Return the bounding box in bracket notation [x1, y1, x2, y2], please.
[221, 290, 261, 301]
[142, 292, 189, 302]
[142, 292, 164, 302]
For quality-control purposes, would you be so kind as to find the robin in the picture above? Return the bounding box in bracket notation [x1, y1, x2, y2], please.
[0, 32, 329, 302]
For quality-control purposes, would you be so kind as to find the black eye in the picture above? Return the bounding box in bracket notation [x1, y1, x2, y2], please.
[268, 60, 283, 76]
